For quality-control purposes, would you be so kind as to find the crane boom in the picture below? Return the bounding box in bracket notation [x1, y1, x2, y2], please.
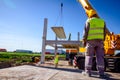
[78, 0, 99, 18]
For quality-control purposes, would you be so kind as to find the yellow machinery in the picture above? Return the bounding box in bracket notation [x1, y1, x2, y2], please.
[79, 33, 120, 55]
[104, 33, 120, 55]
[78, 0, 99, 18]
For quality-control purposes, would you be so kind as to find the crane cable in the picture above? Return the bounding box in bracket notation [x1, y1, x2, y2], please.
[54, 3, 64, 26]
[60, 3, 63, 26]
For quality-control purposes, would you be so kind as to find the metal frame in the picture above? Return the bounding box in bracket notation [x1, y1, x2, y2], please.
[40, 18, 81, 64]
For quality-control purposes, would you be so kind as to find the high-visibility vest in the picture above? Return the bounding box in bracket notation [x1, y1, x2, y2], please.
[54, 55, 59, 63]
[87, 18, 105, 40]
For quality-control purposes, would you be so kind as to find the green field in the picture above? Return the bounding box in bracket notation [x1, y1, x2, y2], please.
[0, 52, 66, 66]
[0, 52, 39, 62]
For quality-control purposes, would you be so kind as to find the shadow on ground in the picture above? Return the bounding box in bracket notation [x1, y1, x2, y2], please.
[30, 64, 119, 80]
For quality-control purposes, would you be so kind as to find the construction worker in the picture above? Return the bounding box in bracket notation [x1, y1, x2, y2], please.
[54, 53, 59, 68]
[82, 10, 110, 78]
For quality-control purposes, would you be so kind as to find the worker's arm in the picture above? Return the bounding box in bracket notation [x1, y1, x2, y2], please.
[82, 21, 89, 47]
[104, 22, 111, 41]
[104, 22, 111, 35]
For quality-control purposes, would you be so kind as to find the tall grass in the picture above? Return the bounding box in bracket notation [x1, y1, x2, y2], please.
[0, 52, 66, 62]
[0, 52, 40, 63]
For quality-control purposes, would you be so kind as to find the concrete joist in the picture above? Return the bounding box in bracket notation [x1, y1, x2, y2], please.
[46, 40, 80, 45]
[51, 27, 66, 39]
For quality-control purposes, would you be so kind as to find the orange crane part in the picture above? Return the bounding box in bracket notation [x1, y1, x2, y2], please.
[78, 0, 99, 18]
[104, 33, 120, 55]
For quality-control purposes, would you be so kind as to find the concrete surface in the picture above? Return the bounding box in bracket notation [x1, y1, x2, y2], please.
[0, 60, 120, 80]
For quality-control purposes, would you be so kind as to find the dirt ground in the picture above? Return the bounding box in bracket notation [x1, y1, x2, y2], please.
[0, 60, 120, 80]
[34, 60, 120, 80]
[0, 61, 33, 69]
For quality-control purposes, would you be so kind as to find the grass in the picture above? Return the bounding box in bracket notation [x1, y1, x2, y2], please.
[0, 52, 66, 63]
[0, 52, 66, 68]
[0, 52, 39, 62]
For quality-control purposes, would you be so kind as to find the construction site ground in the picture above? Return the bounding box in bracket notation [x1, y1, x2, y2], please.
[0, 60, 120, 80]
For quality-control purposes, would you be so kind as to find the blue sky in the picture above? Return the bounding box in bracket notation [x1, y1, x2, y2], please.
[0, 0, 120, 52]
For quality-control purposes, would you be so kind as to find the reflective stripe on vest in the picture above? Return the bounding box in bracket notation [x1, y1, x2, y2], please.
[87, 18, 104, 40]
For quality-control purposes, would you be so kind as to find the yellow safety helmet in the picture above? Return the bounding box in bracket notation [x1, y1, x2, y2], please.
[87, 10, 97, 18]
